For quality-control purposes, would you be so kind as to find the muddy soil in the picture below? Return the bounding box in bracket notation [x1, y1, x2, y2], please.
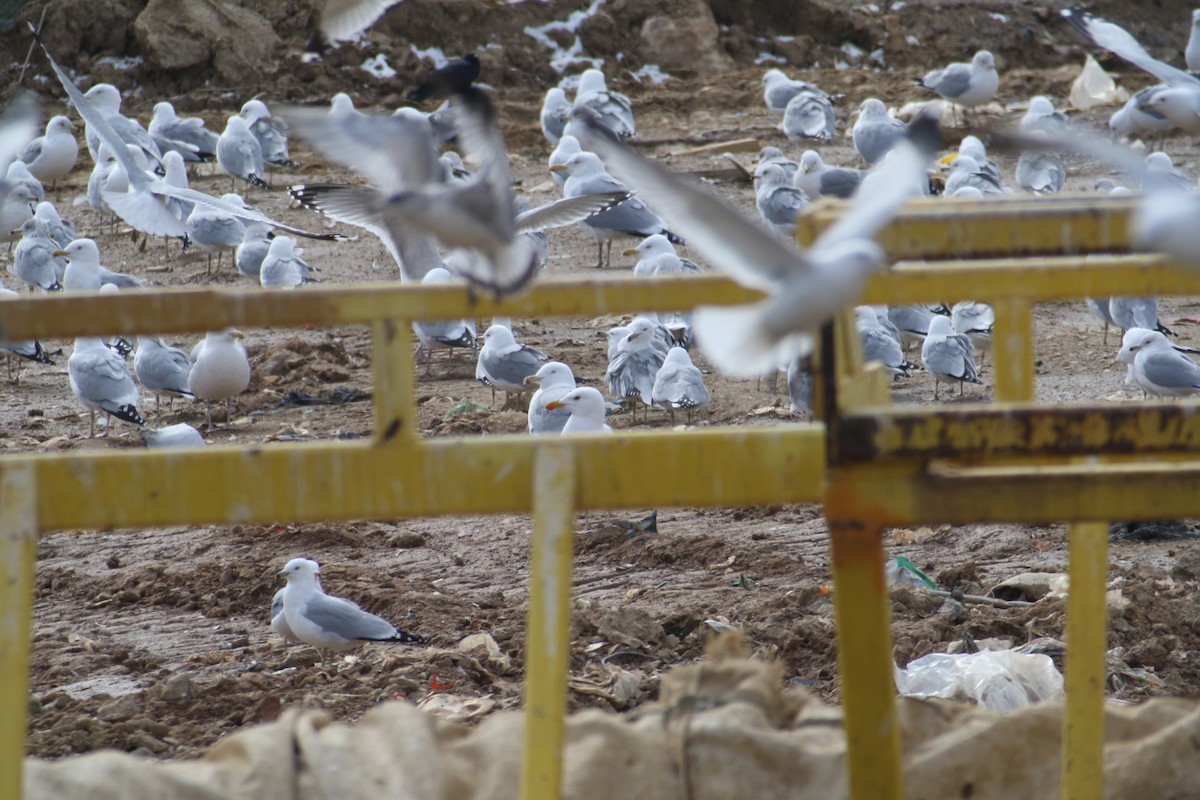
[5, 0, 1200, 766]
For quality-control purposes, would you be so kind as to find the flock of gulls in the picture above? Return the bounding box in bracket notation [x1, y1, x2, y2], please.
[4, 8, 1200, 458]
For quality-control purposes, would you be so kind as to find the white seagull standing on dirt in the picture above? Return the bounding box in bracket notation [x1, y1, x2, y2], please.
[544, 387, 613, 434]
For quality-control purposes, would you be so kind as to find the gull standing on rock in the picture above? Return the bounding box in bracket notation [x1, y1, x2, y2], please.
[188, 329, 251, 431]
[853, 99, 908, 166]
[17, 115, 76, 187]
[277, 558, 425, 660]
[554, 151, 682, 268]
[651, 346, 710, 425]
[525, 361, 577, 435]
[921, 315, 982, 400]
[544, 387, 613, 434]
[69, 337, 145, 438]
[915, 50, 999, 125]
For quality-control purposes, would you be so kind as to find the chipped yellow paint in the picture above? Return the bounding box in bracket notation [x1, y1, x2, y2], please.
[1062, 522, 1109, 800]
[0, 465, 35, 800]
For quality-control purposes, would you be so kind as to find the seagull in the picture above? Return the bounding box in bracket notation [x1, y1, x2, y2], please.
[855, 306, 918, 378]
[949, 135, 1003, 185]
[412, 267, 477, 367]
[1125, 328, 1200, 399]
[188, 329, 251, 431]
[540, 86, 571, 146]
[217, 115, 270, 191]
[852, 98, 907, 166]
[915, 50, 999, 125]
[6, 160, 44, 203]
[141, 422, 206, 448]
[780, 88, 836, 143]
[888, 305, 939, 351]
[571, 110, 940, 378]
[950, 300, 995, 364]
[55, 238, 143, 291]
[651, 346, 710, 424]
[239, 99, 298, 168]
[79, 83, 162, 166]
[236, 224, 273, 280]
[795, 151, 864, 200]
[755, 146, 799, 186]
[1019, 96, 1068, 135]
[259, 235, 312, 288]
[1109, 296, 1174, 337]
[10, 218, 63, 291]
[554, 150, 682, 268]
[69, 336, 145, 438]
[605, 317, 666, 417]
[944, 155, 1003, 196]
[17, 115, 77, 187]
[148, 101, 219, 163]
[187, 195, 247, 274]
[1110, 86, 1175, 142]
[1016, 148, 1065, 194]
[0, 283, 55, 382]
[1141, 152, 1192, 192]
[572, 68, 636, 139]
[34, 201, 75, 247]
[548, 134, 582, 189]
[476, 324, 550, 409]
[762, 68, 827, 111]
[755, 163, 808, 239]
[134, 336, 194, 414]
[524, 361, 577, 434]
[921, 315, 982, 400]
[277, 558, 425, 661]
[543, 387, 613, 434]
[0, 184, 37, 246]
[626, 234, 701, 277]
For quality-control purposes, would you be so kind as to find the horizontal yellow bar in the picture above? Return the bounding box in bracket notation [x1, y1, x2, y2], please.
[800, 194, 1137, 258]
[0, 276, 763, 341]
[3, 253, 1196, 342]
[829, 461, 1200, 526]
[834, 402, 1200, 462]
[3, 427, 827, 532]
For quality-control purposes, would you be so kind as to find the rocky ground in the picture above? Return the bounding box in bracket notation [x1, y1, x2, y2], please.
[5, 0, 1200, 765]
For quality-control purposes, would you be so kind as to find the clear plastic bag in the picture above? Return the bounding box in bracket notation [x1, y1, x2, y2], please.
[895, 650, 1064, 711]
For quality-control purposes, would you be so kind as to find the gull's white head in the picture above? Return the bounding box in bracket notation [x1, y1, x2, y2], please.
[47, 115, 74, 134]
[266, 235, 296, 258]
[84, 84, 122, 114]
[239, 99, 270, 122]
[152, 102, 177, 122]
[554, 151, 606, 179]
[958, 135, 986, 162]
[544, 386, 607, 416]
[279, 557, 321, 582]
[927, 314, 956, 337]
[224, 115, 253, 136]
[330, 93, 356, 115]
[577, 69, 608, 95]
[53, 238, 100, 264]
[858, 98, 888, 119]
[762, 68, 788, 87]
[525, 361, 576, 389]
[949, 155, 982, 175]
[1117, 327, 1156, 364]
[799, 150, 822, 171]
[633, 233, 673, 257]
[483, 324, 517, 348]
[663, 345, 694, 368]
[972, 50, 996, 70]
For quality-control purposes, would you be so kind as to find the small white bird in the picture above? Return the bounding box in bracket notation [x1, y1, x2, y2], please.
[762, 68, 826, 112]
[572, 69, 635, 139]
[921, 315, 983, 400]
[187, 195, 247, 274]
[795, 151, 864, 200]
[540, 86, 571, 146]
[217, 115, 269, 191]
[81, 83, 162, 165]
[1019, 96, 1068, 135]
[0, 184, 37, 247]
[1124, 328, 1200, 399]
[236, 223, 273, 279]
[524, 361, 577, 435]
[69, 336, 145, 438]
[780, 88, 837, 143]
[651, 346, 710, 425]
[277, 558, 425, 659]
[10, 218, 63, 292]
[626, 234, 701, 277]
[54, 238, 142, 291]
[412, 267, 477, 366]
[18, 115, 77, 187]
[141, 422, 206, 448]
[148, 101, 219, 163]
[239, 99, 297, 168]
[755, 163, 808, 239]
[188, 329, 251, 431]
[944, 155, 1003, 196]
[950, 300, 995, 364]
[543, 387, 613, 434]
[259, 235, 312, 288]
[605, 317, 666, 416]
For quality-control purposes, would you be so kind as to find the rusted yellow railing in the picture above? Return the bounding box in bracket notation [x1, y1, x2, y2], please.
[3, 194, 1198, 800]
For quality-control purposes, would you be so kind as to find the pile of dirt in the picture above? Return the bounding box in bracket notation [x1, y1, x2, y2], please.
[3, 0, 1198, 112]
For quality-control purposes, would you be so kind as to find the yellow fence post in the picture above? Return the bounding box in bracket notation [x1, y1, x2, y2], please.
[371, 318, 417, 443]
[1, 464, 37, 800]
[1061, 521, 1109, 800]
[827, 515, 902, 800]
[519, 443, 577, 800]
[990, 297, 1034, 403]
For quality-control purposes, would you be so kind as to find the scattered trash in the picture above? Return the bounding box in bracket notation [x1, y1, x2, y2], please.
[1068, 54, 1129, 111]
[989, 572, 1069, 603]
[278, 388, 370, 406]
[895, 650, 1064, 711]
[886, 556, 936, 589]
[444, 398, 490, 419]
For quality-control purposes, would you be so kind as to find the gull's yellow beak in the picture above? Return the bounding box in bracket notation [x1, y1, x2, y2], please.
[51, 249, 69, 257]
[938, 152, 959, 166]
[544, 399, 565, 410]
[549, 164, 567, 173]
[232, 330, 246, 340]
[622, 248, 638, 257]
[523, 374, 542, 387]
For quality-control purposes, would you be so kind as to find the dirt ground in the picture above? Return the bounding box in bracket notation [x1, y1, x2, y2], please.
[7, 0, 1200, 765]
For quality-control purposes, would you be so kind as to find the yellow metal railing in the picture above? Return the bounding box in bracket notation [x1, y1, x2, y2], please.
[4, 194, 1200, 800]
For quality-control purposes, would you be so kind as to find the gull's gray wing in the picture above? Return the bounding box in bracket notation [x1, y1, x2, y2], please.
[482, 344, 549, 387]
[515, 191, 632, 232]
[302, 593, 397, 641]
[1061, 8, 1200, 89]
[574, 112, 812, 292]
[1140, 350, 1200, 389]
[819, 169, 864, 199]
[924, 64, 972, 99]
[71, 350, 138, 410]
[138, 348, 192, 395]
[606, 349, 663, 403]
[321, 0, 402, 42]
[652, 361, 709, 409]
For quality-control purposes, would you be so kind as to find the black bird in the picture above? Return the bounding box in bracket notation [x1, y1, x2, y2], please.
[406, 53, 481, 103]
